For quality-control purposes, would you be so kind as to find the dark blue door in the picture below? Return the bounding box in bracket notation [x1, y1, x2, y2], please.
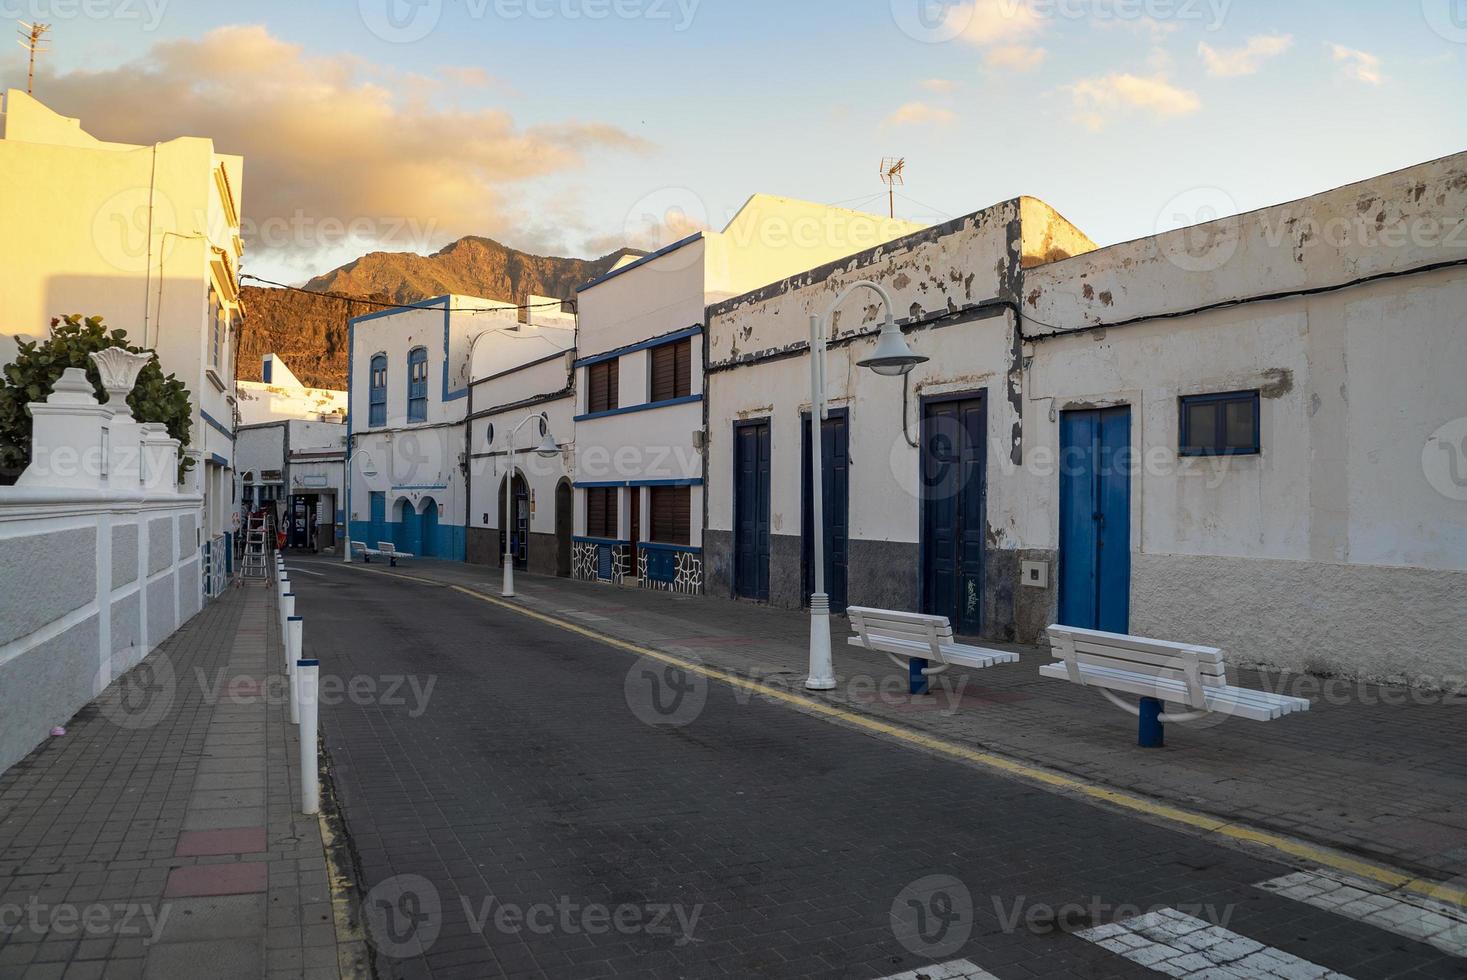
[802, 410, 849, 613]
[398, 502, 422, 556]
[921, 396, 985, 634]
[421, 498, 439, 558]
[369, 492, 386, 544]
[734, 421, 771, 601]
[1059, 406, 1132, 633]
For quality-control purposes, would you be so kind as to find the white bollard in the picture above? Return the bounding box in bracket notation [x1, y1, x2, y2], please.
[288, 617, 303, 726]
[297, 658, 320, 815]
[281, 593, 294, 654]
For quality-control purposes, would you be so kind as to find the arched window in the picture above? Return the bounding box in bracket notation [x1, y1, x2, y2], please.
[407, 347, 428, 422]
[368, 354, 387, 427]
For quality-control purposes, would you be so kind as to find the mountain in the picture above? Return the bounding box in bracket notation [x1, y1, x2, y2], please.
[236, 238, 640, 390]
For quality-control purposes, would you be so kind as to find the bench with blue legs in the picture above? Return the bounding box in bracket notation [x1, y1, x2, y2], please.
[354, 540, 414, 566]
[1038, 624, 1311, 746]
[846, 606, 1020, 695]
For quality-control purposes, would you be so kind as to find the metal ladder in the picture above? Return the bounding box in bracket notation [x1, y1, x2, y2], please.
[242, 513, 269, 580]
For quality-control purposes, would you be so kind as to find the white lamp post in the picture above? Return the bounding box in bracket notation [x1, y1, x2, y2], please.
[341, 448, 379, 563]
[805, 280, 927, 690]
[499, 413, 560, 598]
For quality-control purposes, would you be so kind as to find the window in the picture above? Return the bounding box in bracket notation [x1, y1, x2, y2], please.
[407, 347, 428, 422]
[586, 359, 619, 414]
[649, 485, 691, 545]
[585, 487, 619, 539]
[369, 354, 387, 428]
[1180, 390, 1260, 456]
[649, 338, 692, 403]
[209, 291, 222, 369]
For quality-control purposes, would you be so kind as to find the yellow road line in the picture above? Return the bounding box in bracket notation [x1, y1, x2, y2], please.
[338, 562, 1467, 909]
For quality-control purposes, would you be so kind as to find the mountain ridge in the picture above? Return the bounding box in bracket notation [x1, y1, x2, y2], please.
[237, 237, 639, 391]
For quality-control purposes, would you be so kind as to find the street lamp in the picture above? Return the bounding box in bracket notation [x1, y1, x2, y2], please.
[805, 280, 926, 690]
[499, 413, 559, 598]
[341, 448, 379, 564]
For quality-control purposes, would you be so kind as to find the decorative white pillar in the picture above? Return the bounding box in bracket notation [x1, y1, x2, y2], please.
[17, 368, 112, 489]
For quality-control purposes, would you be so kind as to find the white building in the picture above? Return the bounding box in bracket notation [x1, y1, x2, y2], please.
[345, 295, 518, 559]
[571, 195, 924, 593]
[0, 90, 245, 589]
[464, 300, 577, 574]
[236, 352, 347, 425]
[706, 154, 1467, 685]
[236, 417, 347, 553]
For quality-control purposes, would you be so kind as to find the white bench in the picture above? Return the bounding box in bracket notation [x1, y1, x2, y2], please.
[355, 540, 413, 566]
[1039, 624, 1310, 745]
[846, 606, 1019, 694]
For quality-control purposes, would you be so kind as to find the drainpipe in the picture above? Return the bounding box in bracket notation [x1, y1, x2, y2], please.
[464, 380, 474, 562]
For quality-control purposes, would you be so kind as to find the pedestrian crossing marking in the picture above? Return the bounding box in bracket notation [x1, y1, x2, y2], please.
[1257, 869, 1467, 959]
[876, 960, 1000, 980]
[1076, 907, 1353, 978]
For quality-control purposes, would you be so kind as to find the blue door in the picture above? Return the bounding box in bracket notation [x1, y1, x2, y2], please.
[397, 501, 422, 556]
[802, 410, 849, 613]
[1059, 406, 1132, 633]
[369, 492, 386, 545]
[921, 396, 986, 634]
[734, 421, 771, 601]
[421, 498, 439, 558]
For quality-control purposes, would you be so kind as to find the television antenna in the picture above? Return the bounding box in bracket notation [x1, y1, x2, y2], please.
[17, 21, 51, 95]
[879, 157, 905, 219]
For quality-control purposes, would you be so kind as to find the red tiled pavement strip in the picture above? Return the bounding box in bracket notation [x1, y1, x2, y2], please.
[175, 826, 268, 857]
[164, 861, 269, 898]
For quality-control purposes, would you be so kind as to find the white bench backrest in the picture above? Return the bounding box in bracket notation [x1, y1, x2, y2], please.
[378, 541, 396, 555]
[1047, 624, 1228, 707]
[848, 606, 953, 661]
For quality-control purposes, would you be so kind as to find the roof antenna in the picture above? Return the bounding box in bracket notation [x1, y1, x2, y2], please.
[17, 21, 51, 95]
[879, 157, 906, 219]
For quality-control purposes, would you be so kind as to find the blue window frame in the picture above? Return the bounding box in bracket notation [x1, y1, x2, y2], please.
[369, 354, 387, 428]
[1180, 389, 1260, 456]
[407, 347, 428, 423]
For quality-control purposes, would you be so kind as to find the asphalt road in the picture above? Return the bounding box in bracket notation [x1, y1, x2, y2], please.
[287, 556, 1462, 980]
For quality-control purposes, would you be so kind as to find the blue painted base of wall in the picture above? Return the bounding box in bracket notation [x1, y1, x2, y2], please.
[348, 520, 465, 562]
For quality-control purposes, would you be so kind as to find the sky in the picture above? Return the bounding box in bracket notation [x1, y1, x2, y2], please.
[4, 0, 1465, 284]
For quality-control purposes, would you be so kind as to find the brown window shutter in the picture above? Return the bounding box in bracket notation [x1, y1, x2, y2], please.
[650, 343, 675, 403]
[674, 339, 691, 399]
[588, 361, 618, 414]
[607, 358, 618, 410]
[649, 485, 690, 545]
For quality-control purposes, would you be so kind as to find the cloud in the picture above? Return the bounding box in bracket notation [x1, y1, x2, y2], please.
[948, 0, 1046, 46]
[1068, 72, 1201, 130]
[985, 44, 1048, 71]
[439, 65, 496, 88]
[1095, 15, 1180, 40]
[1198, 34, 1293, 77]
[1327, 42, 1383, 84]
[22, 25, 650, 270]
[884, 102, 959, 127]
[920, 78, 958, 93]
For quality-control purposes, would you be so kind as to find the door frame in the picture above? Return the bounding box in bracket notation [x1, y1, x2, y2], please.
[554, 478, 573, 577]
[917, 389, 988, 633]
[800, 406, 850, 612]
[731, 417, 772, 601]
[498, 471, 530, 570]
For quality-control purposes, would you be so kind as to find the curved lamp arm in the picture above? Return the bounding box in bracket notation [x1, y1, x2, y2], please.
[822, 279, 896, 330]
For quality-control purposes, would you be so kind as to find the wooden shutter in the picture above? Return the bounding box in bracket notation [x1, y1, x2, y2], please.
[649, 486, 690, 545]
[587, 360, 619, 414]
[673, 339, 691, 399]
[586, 487, 619, 539]
[650, 343, 676, 403]
[651, 339, 691, 403]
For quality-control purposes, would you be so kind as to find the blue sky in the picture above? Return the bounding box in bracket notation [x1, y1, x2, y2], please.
[8, 0, 1466, 282]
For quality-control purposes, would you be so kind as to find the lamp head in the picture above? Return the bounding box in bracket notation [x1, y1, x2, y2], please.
[857, 314, 927, 377]
[533, 415, 559, 457]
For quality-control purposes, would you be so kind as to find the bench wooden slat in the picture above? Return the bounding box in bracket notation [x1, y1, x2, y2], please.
[846, 606, 1017, 676]
[1038, 662, 1309, 722]
[1045, 624, 1221, 659]
[847, 635, 1019, 671]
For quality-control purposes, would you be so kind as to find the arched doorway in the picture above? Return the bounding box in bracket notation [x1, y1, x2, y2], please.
[420, 497, 439, 558]
[497, 472, 529, 570]
[555, 479, 573, 577]
[394, 497, 421, 556]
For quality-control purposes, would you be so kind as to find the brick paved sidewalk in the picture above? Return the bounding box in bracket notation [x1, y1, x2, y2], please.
[0, 581, 358, 980]
[339, 557, 1467, 888]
